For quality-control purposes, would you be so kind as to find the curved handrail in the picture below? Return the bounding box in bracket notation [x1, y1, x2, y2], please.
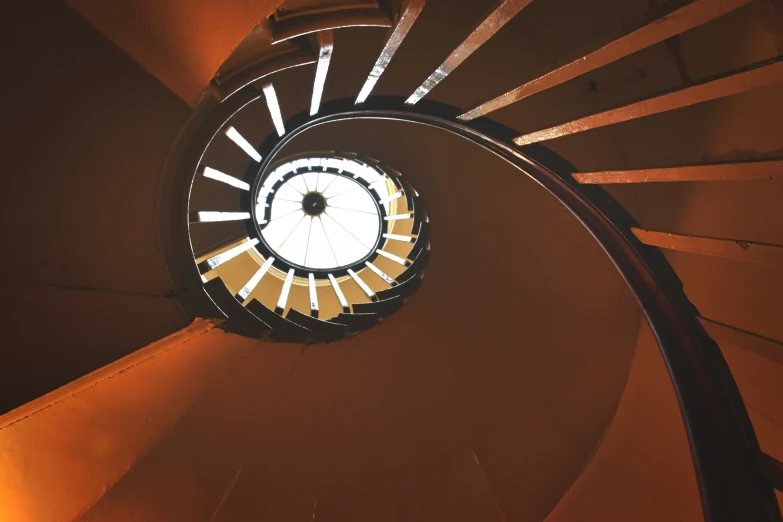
[159, 93, 781, 522]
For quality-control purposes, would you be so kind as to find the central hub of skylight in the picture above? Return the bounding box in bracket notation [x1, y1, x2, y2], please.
[254, 156, 395, 271]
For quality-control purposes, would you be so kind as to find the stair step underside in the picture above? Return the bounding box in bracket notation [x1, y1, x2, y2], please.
[204, 279, 271, 338]
[286, 308, 348, 342]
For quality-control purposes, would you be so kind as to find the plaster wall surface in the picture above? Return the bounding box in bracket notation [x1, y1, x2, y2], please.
[0, 0, 193, 413]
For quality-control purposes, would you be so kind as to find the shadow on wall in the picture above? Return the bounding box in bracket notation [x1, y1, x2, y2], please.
[0, 1, 192, 413]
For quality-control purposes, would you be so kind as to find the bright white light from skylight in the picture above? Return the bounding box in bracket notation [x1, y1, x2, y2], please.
[257, 161, 382, 271]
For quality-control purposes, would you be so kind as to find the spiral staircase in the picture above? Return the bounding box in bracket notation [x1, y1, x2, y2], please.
[159, 0, 783, 517]
[191, 146, 430, 341]
[1, 0, 783, 520]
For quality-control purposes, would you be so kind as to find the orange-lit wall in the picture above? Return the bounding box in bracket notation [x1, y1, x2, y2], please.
[2, 0, 782, 520]
[545, 321, 783, 522]
[65, 0, 285, 105]
[0, 320, 232, 522]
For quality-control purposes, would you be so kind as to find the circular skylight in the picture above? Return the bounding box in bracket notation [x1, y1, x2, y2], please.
[255, 156, 395, 271]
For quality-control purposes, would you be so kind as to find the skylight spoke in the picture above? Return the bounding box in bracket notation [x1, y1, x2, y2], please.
[277, 215, 312, 266]
[276, 182, 304, 200]
[302, 172, 320, 193]
[304, 216, 338, 269]
[316, 173, 337, 192]
[323, 212, 372, 249]
[287, 176, 308, 195]
[328, 189, 377, 213]
[325, 207, 379, 250]
[321, 213, 370, 266]
[264, 212, 305, 251]
[270, 199, 302, 220]
[322, 183, 364, 200]
[321, 176, 357, 198]
[303, 216, 314, 266]
[318, 216, 340, 269]
[325, 205, 378, 215]
[269, 206, 303, 223]
[223, 126, 262, 162]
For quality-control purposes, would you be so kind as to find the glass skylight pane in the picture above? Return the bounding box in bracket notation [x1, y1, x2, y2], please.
[368, 178, 391, 198]
[325, 207, 379, 249]
[275, 182, 303, 202]
[321, 176, 357, 198]
[263, 212, 305, 251]
[302, 172, 320, 192]
[276, 215, 312, 266]
[360, 166, 382, 184]
[321, 213, 369, 266]
[270, 199, 301, 221]
[287, 175, 308, 195]
[328, 189, 378, 214]
[316, 173, 338, 193]
[305, 217, 338, 269]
